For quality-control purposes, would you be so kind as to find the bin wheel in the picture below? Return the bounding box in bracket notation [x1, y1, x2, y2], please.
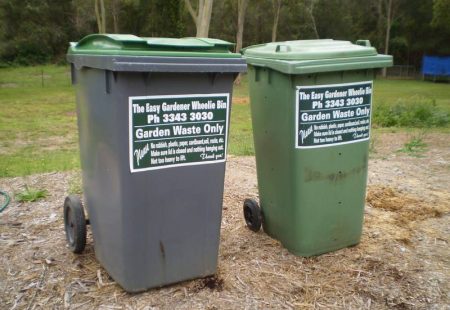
[63, 195, 87, 254]
[243, 198, 262, 232]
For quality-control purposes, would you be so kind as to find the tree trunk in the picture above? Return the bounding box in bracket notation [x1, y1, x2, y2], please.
[307, 0, 319, 39]
[376, 0, 383, 43]
[94, 0, 102, 33]
[236, 0, 249, 53]
[272, 0, 282, 42]
[234, 0, 249, 85]
[100, 0, 106, 33]
[112, 0, 119, 33]
[74, 4, 81, 32]
[185, 0, 214, 37]
[382, 0, 393, 77]
[94, 0, 106, 33]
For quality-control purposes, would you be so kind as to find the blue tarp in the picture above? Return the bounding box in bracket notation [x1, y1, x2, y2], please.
[422, 55, 450, 77]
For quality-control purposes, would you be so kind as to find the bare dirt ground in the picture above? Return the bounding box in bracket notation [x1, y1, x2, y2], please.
[0, 132, 449, 309]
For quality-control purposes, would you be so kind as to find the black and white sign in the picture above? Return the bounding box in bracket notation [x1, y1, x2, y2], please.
[296, 81, 373, 148]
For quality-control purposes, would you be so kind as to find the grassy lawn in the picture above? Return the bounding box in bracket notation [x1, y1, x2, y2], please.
[0, 66, 78, 177]
[0, 65, 449, 177]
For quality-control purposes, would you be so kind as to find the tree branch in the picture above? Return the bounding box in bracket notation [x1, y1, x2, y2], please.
[185, 0, 198, 24]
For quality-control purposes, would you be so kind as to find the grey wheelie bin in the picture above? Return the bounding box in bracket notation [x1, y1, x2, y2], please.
[64, 34, 246, 292]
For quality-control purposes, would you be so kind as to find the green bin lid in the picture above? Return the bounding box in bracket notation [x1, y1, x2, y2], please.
[68, 34, 241, 58]
[243, 39, 393, 74]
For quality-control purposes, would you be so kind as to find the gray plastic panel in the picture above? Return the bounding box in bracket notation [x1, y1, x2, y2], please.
[67, 55, 247, 73]
[74, 68, 237, 292]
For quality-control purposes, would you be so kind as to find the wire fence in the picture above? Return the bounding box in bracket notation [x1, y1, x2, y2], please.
[385, 65, 419, 79]
[0, 66, 72, 89]
[1, 65, 442, 90]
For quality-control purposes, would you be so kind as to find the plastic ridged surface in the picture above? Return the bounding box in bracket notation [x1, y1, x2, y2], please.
[68, 34, 240, 58]
[243, 39, 393, 74]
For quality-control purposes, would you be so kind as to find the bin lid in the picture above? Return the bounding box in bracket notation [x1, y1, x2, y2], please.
[68, 34, 241, 58]
[242, 39, 393, 74]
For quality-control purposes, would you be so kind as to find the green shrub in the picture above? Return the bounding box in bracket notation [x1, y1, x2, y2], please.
[373, 96, 449, 128]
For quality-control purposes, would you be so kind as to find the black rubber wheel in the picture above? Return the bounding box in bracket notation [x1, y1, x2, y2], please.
[243, 198, 262, 232]
[63, 195, 87, 254]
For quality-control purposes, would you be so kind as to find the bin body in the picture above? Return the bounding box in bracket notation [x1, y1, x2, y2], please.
[244, 40, 392, 256]
[67, 34, 246, 292]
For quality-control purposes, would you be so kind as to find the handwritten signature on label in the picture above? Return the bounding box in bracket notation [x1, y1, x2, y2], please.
[134, 143, 149, 166]
[299, 125, 313, 144]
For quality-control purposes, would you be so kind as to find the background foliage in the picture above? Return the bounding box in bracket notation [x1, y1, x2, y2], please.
[0, 0, 449, 67]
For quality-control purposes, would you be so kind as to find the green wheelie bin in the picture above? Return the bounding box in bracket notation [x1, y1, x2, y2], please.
[242, 39, 392, 256]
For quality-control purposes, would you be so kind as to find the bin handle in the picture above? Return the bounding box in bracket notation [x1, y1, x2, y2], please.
[355, 40, 371, 47]
[275, 45, 291, 53]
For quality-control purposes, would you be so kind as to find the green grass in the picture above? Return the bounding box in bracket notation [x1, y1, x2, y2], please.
[15, 185, 48, 202]
[398, 134, 428, 157]
[232, 75, 249, 98]
[229, 104, 254, 155]
[0, 65, 79, 177]
[1, 66, 449, 177]
[68, 174, 83, 195]
[373, 79, 450, 107]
